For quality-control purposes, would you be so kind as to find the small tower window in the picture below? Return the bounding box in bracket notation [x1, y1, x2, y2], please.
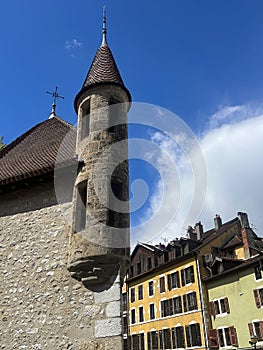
[80, 100, 90, 140]
[74, 180, 87, 232]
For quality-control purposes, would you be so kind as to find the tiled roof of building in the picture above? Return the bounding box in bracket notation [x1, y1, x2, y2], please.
[83, 45, 124, 88]
[0, 116, 76, 187]
[74, 43, 131, 112]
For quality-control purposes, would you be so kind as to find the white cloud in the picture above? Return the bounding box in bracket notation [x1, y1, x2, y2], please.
[65, 39, 82, 52]
[132, 104, 263, 246]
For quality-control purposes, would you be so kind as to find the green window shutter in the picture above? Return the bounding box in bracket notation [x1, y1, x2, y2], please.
[167, 274, 171, 290]
[259, 321, 263, 341]
[185, 325, 191, 348]
[181, 269, 185, 286]
[209, 301, 215, 317]
[248, 323, 254, 336]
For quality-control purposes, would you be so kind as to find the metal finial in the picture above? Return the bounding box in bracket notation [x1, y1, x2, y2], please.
[101, 5, 107, 46]
[46, 86, 64, 118]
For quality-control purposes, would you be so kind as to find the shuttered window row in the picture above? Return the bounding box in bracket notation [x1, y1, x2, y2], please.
[209, 327, 238, 349]
[146, 323, 201, 350]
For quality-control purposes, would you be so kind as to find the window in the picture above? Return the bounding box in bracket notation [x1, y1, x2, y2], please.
[147, 331, 158, 350]
[185, 323, 202, 347]
[131, 309, 136, 324]
[218, 328, 231, 347]
[130, 288, 135, 303]
[172, 326, 185, 348]
[74, 181, 87, 232]
[147, 257, 152, 270]
[122, 293, 127, 311]
[167, 271, 180, 290]
[160, 329, 171, 349]
[248, 321, 263, 341]
[161, 299, 172, 318]
[131, 334, 145, 350]
[183, 292, 198, 312]
[149, 303, 155, 320]
[209, 327, 238, 348]
[138, 285, 143, 300]
[181, 265, 195, 286]
[173, 296, 182, 314]
[148, 281, 154, 296]
[139, 306, 144, 322]
[159, 276, 165, 293]
[80, 100, 90, 140]
[210, 297, 230, 316]
[163, 251, 169, 262]
[254, 288, 263, 308]
[255, 264, 262, 280]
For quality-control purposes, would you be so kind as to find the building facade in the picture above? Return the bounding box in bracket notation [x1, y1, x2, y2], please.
[125, 213, 263, 350]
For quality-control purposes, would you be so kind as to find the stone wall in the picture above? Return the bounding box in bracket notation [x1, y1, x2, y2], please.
[0, 203, 123, 350]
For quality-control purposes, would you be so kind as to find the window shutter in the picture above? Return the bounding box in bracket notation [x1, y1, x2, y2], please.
[208, 329, 219, 349]
[195, 323, 202, 346]
[229, 326, 238, 347]
[179, 326, 185, 348]
[181, 269, 185, 286]
[185, 325, 191, 348]
[171, 328, 176, 348]
[254, 289, 261, 308]
[190, 265, 195, 283]
[259, 321, 263, 341]
[147, 332, 151, 350]
[193, 291, 198, 309]
[224, 297, 230, 313]
[183, 294, 188, 312]
[159, 330, 163, 349]
[248, 323, 254, 336]
[167, 274, 171, 290]
[209, 301, 215, 316]
[176, 271, 180, 287]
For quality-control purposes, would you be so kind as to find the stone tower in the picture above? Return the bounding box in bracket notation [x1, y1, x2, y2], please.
[67, 10, 131, 347]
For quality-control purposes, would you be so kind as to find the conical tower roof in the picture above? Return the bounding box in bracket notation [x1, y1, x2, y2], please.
[74, 10, 131, 113]
[82, 45, 125, 88]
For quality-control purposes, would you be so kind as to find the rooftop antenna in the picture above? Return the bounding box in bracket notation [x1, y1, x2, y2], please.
[46, 86, 64, 118]
[101, 5, 107, 46]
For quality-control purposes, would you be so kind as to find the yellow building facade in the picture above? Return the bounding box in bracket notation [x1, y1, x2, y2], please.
[126, 244, 206, 350]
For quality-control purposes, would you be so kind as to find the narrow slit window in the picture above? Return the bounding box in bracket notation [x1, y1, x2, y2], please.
[75, 181, 87, 232]
[81, 100, 90, 140]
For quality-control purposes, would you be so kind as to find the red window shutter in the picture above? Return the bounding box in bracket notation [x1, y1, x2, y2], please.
[254, 289, 261, 308]
[208, 329, 219, 349]
[259, 321, 263, 341]
[167, 274, 171, 290]
[209, 301, 215, 316]
[248, 323, 254, 336]
[224, 297, 230, 313]
[229, 326, 238, 347]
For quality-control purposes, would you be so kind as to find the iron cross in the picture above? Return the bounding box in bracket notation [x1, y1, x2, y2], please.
[46, 86, 64, 115]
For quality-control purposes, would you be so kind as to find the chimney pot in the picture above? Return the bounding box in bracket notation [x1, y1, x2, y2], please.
[214, 214, 222, 230]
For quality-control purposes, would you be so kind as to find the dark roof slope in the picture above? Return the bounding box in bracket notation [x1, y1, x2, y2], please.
[0, 116, 76, 187]
[83, 45, 124, 88]
[74, 44, 131, 112]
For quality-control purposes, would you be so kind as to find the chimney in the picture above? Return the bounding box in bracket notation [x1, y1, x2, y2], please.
[195, 221, 204, 240]
[237, 212, 250, 228]
[214, 214, 222, 230]
[238, 212, 251, 258]
[187, 226, 196, 241]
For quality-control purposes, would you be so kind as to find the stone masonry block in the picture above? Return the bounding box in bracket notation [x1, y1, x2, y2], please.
[95, 318, 122, 338]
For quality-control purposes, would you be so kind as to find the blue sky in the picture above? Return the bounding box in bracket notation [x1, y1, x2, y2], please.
[1, 1, 263, 244]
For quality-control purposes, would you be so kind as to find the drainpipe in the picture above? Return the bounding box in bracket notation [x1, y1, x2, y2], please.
[196, 254, 209, 349]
